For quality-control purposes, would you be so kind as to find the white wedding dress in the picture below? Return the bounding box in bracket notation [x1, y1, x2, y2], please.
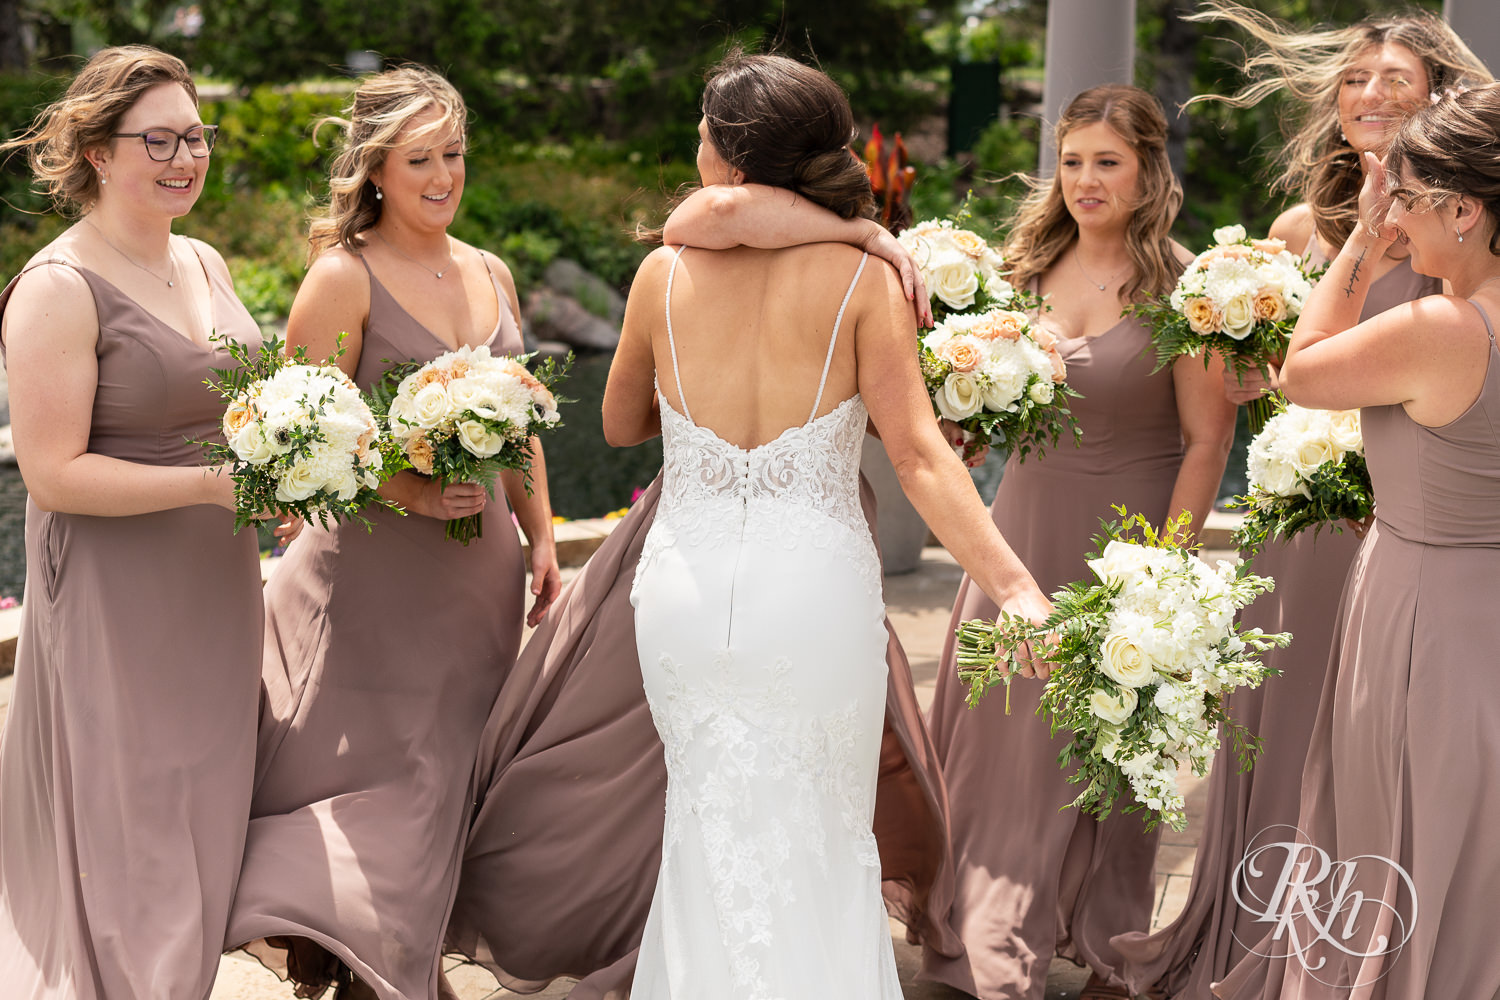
[629, 249, 904, 999]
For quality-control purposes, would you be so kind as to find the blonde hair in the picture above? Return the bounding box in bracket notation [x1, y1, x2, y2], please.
[0, 45, 198, 216]
[1386, 84, 1500, 257]
[1003, 84, 1182, 303]
[307, 65, 468, 261]
[1186, 0, 1492, 249]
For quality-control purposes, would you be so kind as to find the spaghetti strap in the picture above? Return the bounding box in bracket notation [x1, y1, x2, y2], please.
[663, 245, 691, 421]
[1472, 298, 1498, 346]
[809, 253, 869, 420]
[477, 249, 519, 325]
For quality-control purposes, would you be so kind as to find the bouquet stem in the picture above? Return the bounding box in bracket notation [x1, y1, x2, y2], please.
[1247, 394, 1275, 435]
[446, 513, 483, 545]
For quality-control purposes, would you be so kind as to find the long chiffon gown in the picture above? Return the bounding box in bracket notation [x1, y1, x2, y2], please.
[1112, 247, 1436, 999]
[627, 249, 902, 997]
[444, 472, 961, 998]
[922, 310, 1186, 999]
[226, 254, 527, 1000]
[1214, 302, 1500, 999]
[0, 253, 264, 999]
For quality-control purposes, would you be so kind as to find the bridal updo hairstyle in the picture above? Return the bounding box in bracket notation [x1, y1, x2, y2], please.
[1, 45, 197, 216]
[1384, 83, 1500, 257]
[307, 65, 468, 260]
[700, 52, 875, 222]
[1002, 84, 1182, 304]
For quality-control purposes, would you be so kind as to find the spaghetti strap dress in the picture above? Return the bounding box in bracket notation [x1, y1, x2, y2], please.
[0, 251, 264, 999]
[226, 253, 527, 1000]
[1112, 244, 1437, 999]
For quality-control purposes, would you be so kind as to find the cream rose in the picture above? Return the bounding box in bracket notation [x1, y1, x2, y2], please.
[1089, 685, 1139, 725]
[410, 382, 453, 428]
[1221, 293, 1257, 340]
[1100, 632, 1158, 689]
[935, 371, 983, 421]
[1183, 297, 1223, 336]
[936, 335, 985, 373]
[229, 421, 275, 465]
[1327, 410, 1362, 455]
[456, 419, 506, 458]
[1027, 379, 1055, 404]
[1292, 436, 1336, 474]
[1213, 223, 1248, 245]
[1088, 539, 1153, 585]
[931, 257, 980, 311]
[275, 459, 323, 503]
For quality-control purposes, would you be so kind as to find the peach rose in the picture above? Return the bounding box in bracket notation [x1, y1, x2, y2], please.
[415, 368, 449, 389]
[1253, 289, 1287, 322]
[1183, 296, 1224, 335]
[406, 434, 436, 475]
[448, 359, 472, 380]
[936, 335, 984, 373]
[1049, 350, 1068, 383]
[1251, 238, 1287, 255]
[1030, 326, 1059, 352]
[223, 397, 256, 435]
[974, 311, 1025, 341]
[948, 228, 988, 259]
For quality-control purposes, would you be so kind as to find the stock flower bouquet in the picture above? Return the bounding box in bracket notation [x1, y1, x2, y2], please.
[954, 509, 1290, 831]
[206, 334, 391, 531]
[1230, 400, 1373, 553]
[920, 308, 1081, 462]
[376, 345, 568, 544]
[1131, 224, 1320, 432]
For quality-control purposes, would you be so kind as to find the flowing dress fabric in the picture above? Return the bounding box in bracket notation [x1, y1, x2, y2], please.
[1214, 307, 1500, 999]
[226, 255, 527, 1000]
[444, 475, 960, 999]
[922, 312, 1185, 1000]
[0, 256, 264, 999]
[1113, 250, 1437, 999]
[626, 251, 903, 999]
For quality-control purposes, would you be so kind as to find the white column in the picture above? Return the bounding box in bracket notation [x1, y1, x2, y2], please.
[1445, 0, 1500, 77]
[1039, 0, 1138, 174]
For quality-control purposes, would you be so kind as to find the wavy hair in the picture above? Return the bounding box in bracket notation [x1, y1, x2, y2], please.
[1386, 84, 1500, 257]
[1186, 1, 1492, 250]
[0, 45, 197, 216]
[306, 65, 467, 261]
[1002, 84, 1182, 303]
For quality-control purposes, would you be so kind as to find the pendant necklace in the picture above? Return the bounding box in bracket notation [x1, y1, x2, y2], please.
[1074, 248, 1128, 292]
[85, 218, 177, 287]
[375, 229, 455, 279]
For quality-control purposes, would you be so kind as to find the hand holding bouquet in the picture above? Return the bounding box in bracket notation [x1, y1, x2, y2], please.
[1230, 400, 1372, 553]
[1131, 224, 1321, 432]
[205, 334, 391, 531]
[955, 509, 1290, 831]
[920, 308, 1081, 462]
[375, 345, 569, 544]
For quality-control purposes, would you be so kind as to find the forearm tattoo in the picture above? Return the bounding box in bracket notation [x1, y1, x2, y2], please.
[1344, 248, 1367, 298]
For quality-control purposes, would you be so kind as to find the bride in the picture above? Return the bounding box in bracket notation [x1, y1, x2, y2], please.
[602, 51, 1051, 996]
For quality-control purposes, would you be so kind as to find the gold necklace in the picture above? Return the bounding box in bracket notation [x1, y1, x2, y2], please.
[84, 218, 177, 287]
[375, 229, 455, 279]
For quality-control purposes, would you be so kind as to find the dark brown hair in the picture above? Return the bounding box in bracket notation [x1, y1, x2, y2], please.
[700, 52, 874, 221]
[0, 45, 198, 216]
[1386, 83, 1500, 257]
[1003, 84, 1182, 303]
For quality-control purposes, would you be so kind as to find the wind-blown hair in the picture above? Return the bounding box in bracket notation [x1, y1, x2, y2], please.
[1, 45, 197, 216]
[700, 51, 874, 222]
[307, 65, 467, 261]
[1186, 0, 1492, 249]
[1386, 83, 1500, 257]
[1003, 84, 1182, 304]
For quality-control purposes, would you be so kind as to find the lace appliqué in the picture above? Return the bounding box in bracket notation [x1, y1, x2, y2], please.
[634, 392, 880, 601]
[646, 649, 879, 1000]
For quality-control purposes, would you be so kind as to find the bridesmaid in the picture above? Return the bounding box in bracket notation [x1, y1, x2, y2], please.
[0, 46, 294, 997]
[224, 66, 559, 1000]
[1112, 8, 1490, 997]
[920, 85, 1237, 1000]
[1217, 82, 1500, 999]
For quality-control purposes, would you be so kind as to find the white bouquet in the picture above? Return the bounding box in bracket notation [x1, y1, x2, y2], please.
[376, 344, 568, 544]
[955, 509, 1290, 831]
[899, 218, 1027, 318]
[919, 307, 1080, 461]
[1132, 223, 1322, 431]
[1231, 400, 1373, 552]
[207, 334, 389, 530]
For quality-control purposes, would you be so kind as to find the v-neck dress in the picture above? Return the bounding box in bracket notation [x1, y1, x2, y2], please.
[226, 254, 527, 1000]
[922, 307, 1187, 999]
[0, 252, 264, 999]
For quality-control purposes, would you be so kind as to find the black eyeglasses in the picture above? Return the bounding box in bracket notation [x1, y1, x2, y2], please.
[110, 125, 218, 161]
